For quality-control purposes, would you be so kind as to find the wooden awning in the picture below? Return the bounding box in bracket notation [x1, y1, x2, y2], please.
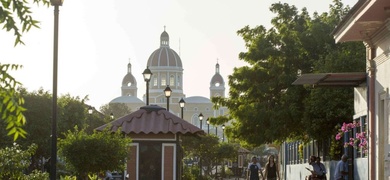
[292, 72, 366, 87]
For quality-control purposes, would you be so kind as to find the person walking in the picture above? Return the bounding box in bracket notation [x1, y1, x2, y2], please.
[247, 156, 263, 180]
[311, 156, 326, 180]
[263, 154, 280, 180]
[334, 155, 348, 180]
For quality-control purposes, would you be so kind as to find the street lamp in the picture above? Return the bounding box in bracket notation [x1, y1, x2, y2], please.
[206, 118, 210, 134]
[179, 98, 185, 119]
[88, 106, 93, 115]
[50, 0, 63, 179]
[222, 124, 225, 142]
[198, 113, 203, 129]
[142, 66, 152, 105]
[197, 113, 204, 178]
[164, 85, 172, 111]
[110, 113, 114, 120]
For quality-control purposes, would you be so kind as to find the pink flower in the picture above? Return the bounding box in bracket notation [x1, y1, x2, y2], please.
[336, 121, 368, 151]
[335, 133, 342, 140]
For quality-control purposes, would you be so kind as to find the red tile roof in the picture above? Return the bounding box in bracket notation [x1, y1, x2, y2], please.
[96, 105, 204, 135]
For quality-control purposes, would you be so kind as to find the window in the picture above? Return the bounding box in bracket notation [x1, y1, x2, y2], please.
[360, 116, 367, 157]
[153, 76, 157, 86]
[127, 82, 132, 86]
[170, 75, 175, 86]
[161, 75, 166, 86]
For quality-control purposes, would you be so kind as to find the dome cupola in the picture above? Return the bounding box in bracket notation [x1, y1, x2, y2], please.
[210, 61, 225, 98]
[121, 60, 138, 97]
[147, 27, 182, 68]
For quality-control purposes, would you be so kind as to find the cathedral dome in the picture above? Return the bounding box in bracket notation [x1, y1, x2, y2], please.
[147, 30, 182, 68]
[210, 73, 224, 87]
[110, 96, 143, 104]
[210, 63, 225, 86]
[122, 73, 137, 87]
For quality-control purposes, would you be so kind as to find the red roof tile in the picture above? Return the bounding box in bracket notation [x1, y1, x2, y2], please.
[96, 105, 204, 135]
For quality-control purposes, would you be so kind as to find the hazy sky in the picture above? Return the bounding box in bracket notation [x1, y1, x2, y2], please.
[0, 0, 357, 109]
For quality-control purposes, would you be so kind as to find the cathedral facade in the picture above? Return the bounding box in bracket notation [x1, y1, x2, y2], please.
[110, 29, 228, 138]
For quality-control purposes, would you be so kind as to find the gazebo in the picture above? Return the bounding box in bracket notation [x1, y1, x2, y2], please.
[96, 105, 204, 180]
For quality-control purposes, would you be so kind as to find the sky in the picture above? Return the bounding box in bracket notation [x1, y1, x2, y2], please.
[0, 0, 357, 109]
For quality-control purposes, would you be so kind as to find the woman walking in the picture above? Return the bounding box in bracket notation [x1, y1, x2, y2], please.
[263, 155, 280, 180]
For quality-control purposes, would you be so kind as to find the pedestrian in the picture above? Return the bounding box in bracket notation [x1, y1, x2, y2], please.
[305, 155, 317, 180]
[263, 154, 280, 180]
[247, 156, 263, 180]
[334, 154, 348, 180]
[311, 156, 326, 180]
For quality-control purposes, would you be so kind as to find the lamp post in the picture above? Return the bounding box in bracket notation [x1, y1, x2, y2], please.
[215, 126, 218, 136]
[179, 98, 185, 119]
[206, 118, 210, 134]
[110, 113, 114, 120]
[142, 66, 152, 105]
[198, 113, 203, 130]
[179, 98, 186, 119]
[50, 0, 63, 179]
[164, 85, 172, 111]
[198, 113, 204, 178]
[222, 124, 225, 142]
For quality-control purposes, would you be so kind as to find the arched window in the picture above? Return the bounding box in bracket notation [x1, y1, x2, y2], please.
[191, 114, 202, 127]
[153, 76, 158, 86]
[161, 74, 166, 86]
[170, 75, 175, 86]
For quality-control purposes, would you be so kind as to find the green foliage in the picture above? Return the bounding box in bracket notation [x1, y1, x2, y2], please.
[0, 0, 50, 46]
[58, 126, 131, 178]
[22, 170, 50, 180]
[182, 165, 199, 180]
[329, 134, 343, 160]
[0, 0, 55, 142]
[181, 135, 238, 178]
[0, 64, 27, 141]
[0, 143, 49, 179]
[212, 0, 365, 146]
[57, 94, 89, 138]
[2, 88, 100, 167]
[99, 102, 132, 120]
[60, 175, 77, 180]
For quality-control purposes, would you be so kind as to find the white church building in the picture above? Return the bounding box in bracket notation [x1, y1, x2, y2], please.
[109, 29, 228, 138]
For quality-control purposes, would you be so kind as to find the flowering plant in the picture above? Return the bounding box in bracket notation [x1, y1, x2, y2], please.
[335, 121, 367, 151]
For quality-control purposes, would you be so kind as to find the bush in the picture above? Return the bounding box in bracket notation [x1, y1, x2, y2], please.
[0, 143, 49, 179]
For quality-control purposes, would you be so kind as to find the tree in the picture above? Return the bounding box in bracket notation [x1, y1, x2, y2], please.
[0, 88, 107, 174]
[58, 127, 131, 179]
[0, 0, 49, 46]
[0, 143, 49, 179]
[99, 103, 132, 120]
[181, 135, 238, 178]
[1, 0, 50, 140]
[212, 0, 365, 146]
[0, 64, 27, 141]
